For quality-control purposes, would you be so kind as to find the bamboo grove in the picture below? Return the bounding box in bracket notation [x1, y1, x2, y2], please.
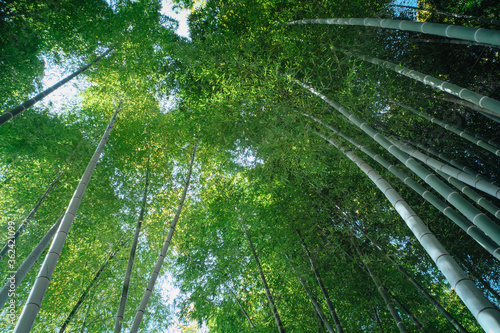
[1, 0, 500, 332]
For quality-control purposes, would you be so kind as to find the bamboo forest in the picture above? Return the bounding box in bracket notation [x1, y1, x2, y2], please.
[2, 0, 500, 331]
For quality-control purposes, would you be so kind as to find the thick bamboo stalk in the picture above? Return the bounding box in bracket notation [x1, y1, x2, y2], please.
[129, 144, 197, 333]
[285, 254, 335, 333]
[295, 80, 500, 244]
[395, 101, 500, 156]
[355, 224, 470, 333]
[0, 49, 113, 126]
[433, 168, 500, 220]
[337, 48, 500, 118]
[0, 171, 63, 261]
[285, 18, 500, 47]
[316, 131, 500, 332]
[13, 103, 121, 333]
[244, 227, 286, 333]
[0, 215, 62, 309]
[351, 236, 409, 333]
[296, 229, 344, 332]
[114, 167, 150, 333]
[305, 113, 500, 259]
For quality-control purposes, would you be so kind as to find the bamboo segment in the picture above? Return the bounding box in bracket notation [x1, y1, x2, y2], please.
[0, 216, 62, 309]
[130, 144, 197, 333]
[0, 49, 113, 126]
[338, 48, 500, 118]
[394, 101, 500, 156]
[304, 113, 500, 260]
[13, 103, 121, 333]
[285, 18, 500, 47]
[316, 132, 500, 332]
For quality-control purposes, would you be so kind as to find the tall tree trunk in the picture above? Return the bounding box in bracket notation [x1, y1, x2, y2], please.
[243, 227, 286, 333]
[0, 48, 113, 126]
[335, 47, 500, 118]
[295, 229, 344, 332]
[304, 113, 500, 260]
[14, 103, 121, 333]
[114, 166, 150, 333]
[394, 101, 500, 155]
[388, 4, 500, 27]
[130, 144, 197, 333]
[224, 282, 257, 331]
[355, 223, 470, 333]
[314, 130, 500, 332]
[59, 240, 126, 333]
[351, 236, 409, 333]
[285, 254, 335, 333]
[0, 171, 63, 261]
[0, 215, 63, 308]
[285, 18, 500, 47]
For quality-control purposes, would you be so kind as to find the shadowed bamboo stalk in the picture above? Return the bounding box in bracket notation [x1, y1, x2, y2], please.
[114, 165, 150, 333]
[224, 283, 258, 331]
[394, 101, 500, 156]
[336, 47, 500, 118]
[354, 223, 470, 333]
[296, 229, 344, 332]
[285, 254, 335, 333]
[386, 288, 428, 333]
[13, 103, 121, 333]
[413, 39, 493, 48]
[0, 49, 113, 126]
[351, 236, 408, 333]
[130, 143, 197, 333]
[315, 131, 500, 332]
[0, 215, 62, 309]
[285, 18, 500, 46]
[303, 112, 500, 260]
[0, 171, 63, 261]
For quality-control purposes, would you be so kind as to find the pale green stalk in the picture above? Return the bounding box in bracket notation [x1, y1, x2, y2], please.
[337, 47, 500, 118]
[285, 18, 500, 46]
[130, 144, 196, 333]
[394, 101, 500, 156]
[303, 112, 500, 260]
[316, 131, 500, 332]
[13, 103, 121, 333]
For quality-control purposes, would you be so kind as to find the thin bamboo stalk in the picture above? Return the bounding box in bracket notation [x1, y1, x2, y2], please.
[13, 103, 121, 333]
[0, 49, 113, 126]
[129, 144, 197, 333]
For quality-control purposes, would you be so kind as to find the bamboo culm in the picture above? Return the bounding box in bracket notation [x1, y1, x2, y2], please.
[224, 283, 258, 331]
[303, 113, 500, 260]
[285, 254, 335, 333]
[114, 167, 150, 333]
[351, 236, 408, 333]
[387, 288, 428, 333]
[0, 49, 113, 126]
[244, 227, 286, 333]
[394, 101, 500, 156]
[0, 215, 62, 309]
[315, 131, 500, 332]
[296, 229, 344, 332]
[285, 18, 500, 47]
[0, 171, 63, 261]
[337, 47, 500, 119]
[129, 143, 197, 333]
[355, 224, 470, 333]
[295, 80, 500, 247]
[13, 103, 121, 333]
